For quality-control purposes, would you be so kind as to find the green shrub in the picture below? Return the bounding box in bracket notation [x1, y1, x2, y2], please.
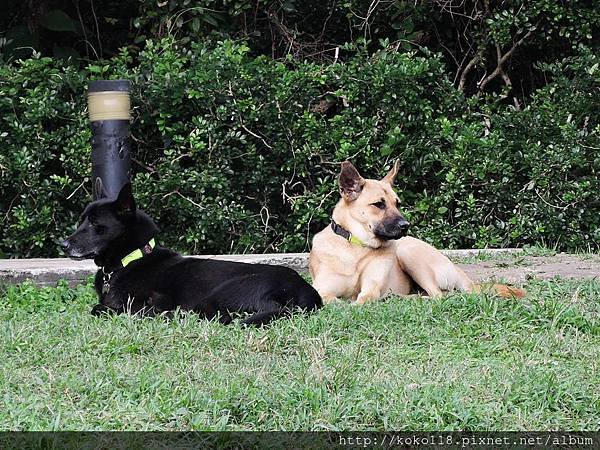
[0, 40, 598, 257]
[0, 57, 89, 257]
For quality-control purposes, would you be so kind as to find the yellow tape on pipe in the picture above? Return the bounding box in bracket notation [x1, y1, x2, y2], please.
[87, 91, 130, 121]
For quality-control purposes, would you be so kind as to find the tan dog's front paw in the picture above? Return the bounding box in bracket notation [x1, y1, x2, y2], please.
[321, 295, 342, 304]
[355, 291, 379, 305]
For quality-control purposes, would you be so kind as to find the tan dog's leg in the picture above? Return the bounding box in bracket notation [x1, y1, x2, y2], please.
[395, 250, 444, 297]
[395, 238, 477, 297]
[407, 271, 443, 298]
[354, 259, 394, 305]
[312, 273, 352, 304]
[355, 285, 382, 305]
[321, 294, 341, 304]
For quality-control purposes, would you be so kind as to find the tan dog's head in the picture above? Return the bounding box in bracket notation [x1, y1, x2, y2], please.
[333, 161, 410, 247]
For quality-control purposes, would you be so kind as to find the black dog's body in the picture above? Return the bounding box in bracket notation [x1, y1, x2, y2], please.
[63, 184, 322, 325]
[92, 251, 320, 325]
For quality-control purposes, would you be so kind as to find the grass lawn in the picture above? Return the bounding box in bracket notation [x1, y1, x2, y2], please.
[1, 276, 599, 431]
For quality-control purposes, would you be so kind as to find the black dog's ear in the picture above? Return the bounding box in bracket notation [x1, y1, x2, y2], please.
[93, 177, 108, 199]
[115, 182, 136, 217]
[339, 161, 365, 201]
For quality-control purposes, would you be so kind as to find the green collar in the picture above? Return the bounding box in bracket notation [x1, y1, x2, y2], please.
[121, 238, 156, 267]
[330, 220, 365, 247]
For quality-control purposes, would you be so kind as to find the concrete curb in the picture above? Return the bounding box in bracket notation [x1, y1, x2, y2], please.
[0, 249, 524, 287]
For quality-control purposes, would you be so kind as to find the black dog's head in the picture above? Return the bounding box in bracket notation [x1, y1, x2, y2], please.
[61, 183, 158, 266]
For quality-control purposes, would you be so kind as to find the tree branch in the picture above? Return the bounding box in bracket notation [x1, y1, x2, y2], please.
[458, 50, 482, 91]
[478, 29, 533, 93]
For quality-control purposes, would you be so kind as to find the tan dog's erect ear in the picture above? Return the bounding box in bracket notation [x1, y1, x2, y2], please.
[381, 160, 400, 185]
[339, 161, 365, 201]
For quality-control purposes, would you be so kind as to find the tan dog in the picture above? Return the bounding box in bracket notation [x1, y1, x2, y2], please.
[309, 161, 525, 304]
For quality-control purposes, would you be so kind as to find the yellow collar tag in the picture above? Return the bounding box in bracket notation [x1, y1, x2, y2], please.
[331, 219, 366, 247]
[349, 235, 365, 247]
[121, 238, 155, 267]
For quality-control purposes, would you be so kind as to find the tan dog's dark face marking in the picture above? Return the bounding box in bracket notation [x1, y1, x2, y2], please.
[339, 161, 410, 242]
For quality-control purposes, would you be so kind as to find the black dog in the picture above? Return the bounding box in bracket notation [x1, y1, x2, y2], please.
[61, 183, 322, 325]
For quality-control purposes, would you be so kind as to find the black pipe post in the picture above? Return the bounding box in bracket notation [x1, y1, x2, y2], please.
[87, 80, 132, 200]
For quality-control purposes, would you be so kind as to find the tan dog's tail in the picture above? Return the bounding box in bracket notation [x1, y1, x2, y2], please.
[474, 283, 526, 299]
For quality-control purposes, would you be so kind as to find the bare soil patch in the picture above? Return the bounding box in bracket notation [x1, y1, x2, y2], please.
[458, 253, 600, 285]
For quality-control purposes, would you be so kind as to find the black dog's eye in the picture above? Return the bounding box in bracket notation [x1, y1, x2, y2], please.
[371, 201, 386, 210]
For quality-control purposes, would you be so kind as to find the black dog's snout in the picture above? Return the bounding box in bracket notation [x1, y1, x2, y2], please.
[60, 240, 70, 251]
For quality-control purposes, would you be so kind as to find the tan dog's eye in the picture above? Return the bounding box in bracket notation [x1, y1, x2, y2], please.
[371, 201, 386, 210]
[395, 199, 400, 208]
